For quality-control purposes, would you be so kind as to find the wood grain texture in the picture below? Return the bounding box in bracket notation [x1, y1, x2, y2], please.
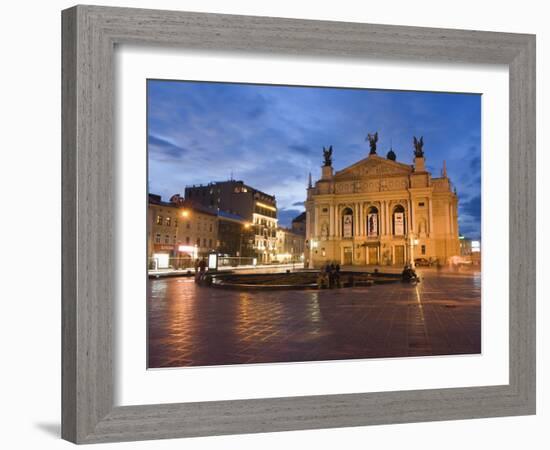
[61, 5, 536, 444]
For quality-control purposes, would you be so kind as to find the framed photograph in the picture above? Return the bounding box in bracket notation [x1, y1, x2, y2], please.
[62, 5, 535, 444]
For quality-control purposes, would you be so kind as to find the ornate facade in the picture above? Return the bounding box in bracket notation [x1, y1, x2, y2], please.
[305, 143, 459, 268]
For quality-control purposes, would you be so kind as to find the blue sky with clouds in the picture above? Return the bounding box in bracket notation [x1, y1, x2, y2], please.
[148, 80, 481, 239]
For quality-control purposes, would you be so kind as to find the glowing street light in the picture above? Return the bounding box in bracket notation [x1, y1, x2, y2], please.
[181, 209, 190, 218]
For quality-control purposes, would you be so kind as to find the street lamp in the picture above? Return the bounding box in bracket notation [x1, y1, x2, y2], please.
[238, 223, 251, 265]
[409, 234, 419, 268]
[181, 209, 190, 218]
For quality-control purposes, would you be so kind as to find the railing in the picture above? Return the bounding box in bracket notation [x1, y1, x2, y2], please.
[148, 257, 194, 271]
[217, 256, 256, 268]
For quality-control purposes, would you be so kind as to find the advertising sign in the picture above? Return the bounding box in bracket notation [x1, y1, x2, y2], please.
[367, 213, 378, 236]
[394, 212, 404, 235]
[343, 214, 353, 238]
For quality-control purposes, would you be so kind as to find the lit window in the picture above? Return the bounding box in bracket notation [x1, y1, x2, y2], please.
[165, 217, 171, 226]
[156, 215, 163, 225]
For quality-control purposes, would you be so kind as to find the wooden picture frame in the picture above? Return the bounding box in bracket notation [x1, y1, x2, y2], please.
[62, 5, 536, 444]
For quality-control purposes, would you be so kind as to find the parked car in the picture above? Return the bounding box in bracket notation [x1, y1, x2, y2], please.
[414, 257, 432, 267]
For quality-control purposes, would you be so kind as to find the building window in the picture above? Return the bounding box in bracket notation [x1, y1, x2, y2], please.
[341, 207, 353, 238]
[421, 244, 426, 255]
[174, 218, 178, 227]
[209, 239, 212, 248]
[418, 202, 425, 207]
[209, 223, 213, 232]
[186, 237, 190, 244]
[165, 217, 171, 227]
[366, 206, 379, 237]
[173, 235, 177, 244]
[392, 205, 406, 236]
[203, 238, 207, 247]
[322, 207, 328, 213]
[155, 233, 161, 244]
[164, 235, 170, 244]
[186, 222, 190, 229]
[156, 215, 163, 225]
[196, 237, 200, 246]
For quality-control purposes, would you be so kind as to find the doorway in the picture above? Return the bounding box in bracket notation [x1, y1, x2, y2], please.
[343, 247, 353, 265]
[368, 246, 379, 265]
[394, 245, 405, 266]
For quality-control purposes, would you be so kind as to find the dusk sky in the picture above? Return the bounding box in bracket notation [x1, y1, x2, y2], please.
[147, 80, 481, 239]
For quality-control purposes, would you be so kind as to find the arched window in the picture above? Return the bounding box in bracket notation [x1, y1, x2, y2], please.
[341, 207, 353, 238]
[366, 206, 379, 237]
[392, 205, 406, 236]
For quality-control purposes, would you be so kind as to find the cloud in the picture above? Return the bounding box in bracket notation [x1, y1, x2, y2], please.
[277, 208, 304, 227]
[288, 144, 313, 155]
[460, 194, 481, 221]
[148, 135, 187, 159]
[147, 80, 481, 234]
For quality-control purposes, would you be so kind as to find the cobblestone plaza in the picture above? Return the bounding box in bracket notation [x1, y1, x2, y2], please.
[148, 271, 481, 368]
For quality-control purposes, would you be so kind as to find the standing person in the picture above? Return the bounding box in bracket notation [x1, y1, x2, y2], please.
[327, 263, 334, 288]
[194, 258, 200, 282]
[199, 258, 207, 273]
[335, 263, 341, 287]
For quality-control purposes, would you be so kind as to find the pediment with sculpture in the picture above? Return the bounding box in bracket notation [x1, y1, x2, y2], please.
[334, 155, 412, 181]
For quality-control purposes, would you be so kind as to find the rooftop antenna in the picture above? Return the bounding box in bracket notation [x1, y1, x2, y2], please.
[230, 169, 234, 181]
[308, 172, 312, 189]
[442, 160, 447, 177]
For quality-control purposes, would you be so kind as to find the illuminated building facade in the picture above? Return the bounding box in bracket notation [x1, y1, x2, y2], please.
[185, 180, 278, 263]
[305, 142, 460, 268]
[275, 227, 305, 263]
[147, 194, 218, 269]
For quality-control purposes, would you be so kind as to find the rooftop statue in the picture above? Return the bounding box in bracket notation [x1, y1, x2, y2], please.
[366, 131, 378, 155]
[413, 136, 425, 158]
[323, 145, 333, 166]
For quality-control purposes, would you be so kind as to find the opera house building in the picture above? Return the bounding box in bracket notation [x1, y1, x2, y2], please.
[305, 138, 460, 268]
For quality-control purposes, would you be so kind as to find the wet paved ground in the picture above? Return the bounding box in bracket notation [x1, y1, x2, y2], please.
[148, 271, 481, 368]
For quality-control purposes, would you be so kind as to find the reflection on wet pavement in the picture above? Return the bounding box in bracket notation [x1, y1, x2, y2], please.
[148, 272, 481, 368]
